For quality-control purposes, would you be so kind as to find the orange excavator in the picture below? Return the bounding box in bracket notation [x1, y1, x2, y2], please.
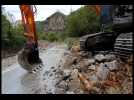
[18, 5, 42, 73]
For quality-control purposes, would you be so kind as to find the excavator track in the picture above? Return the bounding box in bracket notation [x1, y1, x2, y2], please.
[114, 32, 133, 59]
[80, 34, 90, 51]
[80, 32, 117, 51]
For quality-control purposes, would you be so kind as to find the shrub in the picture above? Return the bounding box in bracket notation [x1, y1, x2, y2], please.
[65, 6, 100, 37]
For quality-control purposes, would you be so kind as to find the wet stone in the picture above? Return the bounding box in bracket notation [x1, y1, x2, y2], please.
[104, 54, 116, 62]
[53, 69, 57, 72]
[57, 81, 68, 89]
[104, 60, 119, 71]
[80, 51, 92, 58]
[94, 54, 106, 62]
[49, 73, 53, 77]
[63, 55, 77, 69]
[96, 63, 110, 81]
[51, 66, 55, 69]
[66, 91, 75, 94]
[55, 88, 65, 94]
[88, 64, 96, 70]
[87, 59, 95, 65]
[63, 69, 71, 77]
[68, 79, 81, 92]
[88, 74, 98, 81]
[70, 69, 79, 79]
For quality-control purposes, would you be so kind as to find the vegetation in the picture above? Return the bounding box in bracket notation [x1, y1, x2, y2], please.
[65, 5, 100, 37]
[2, 14, 25, 49]
[2, 5, 101, 51]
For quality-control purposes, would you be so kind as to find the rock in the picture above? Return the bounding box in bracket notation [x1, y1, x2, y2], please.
[80, 51, 92, 58]
[105, 86, 121, 94]
[51, 66, 55, 69]
[68, 79, 81, 92]
[88, 74, 98, 81]
[88, 64, 96, 70]
[57, 81, 68, 89]
[53, 69, 56, 72]
[66, 91, 75, 94]
[63, 55, 77, 69]
[104, 54, 116, 62]
[71, 69, 79, 79]
[87, 59, 95, 65]
[55, 88, 66, 94]
[64, 51, 71, 56]
[63, 69, 71, 77]
[78, 59, 92, 72]
[71, 45, 80, 53]
[121, 80, 132, 94]
[104, 60, 119, 71]
[96, 63, 109, 81]
[94, 54, 105, 62]
[62, 69, 71, 80]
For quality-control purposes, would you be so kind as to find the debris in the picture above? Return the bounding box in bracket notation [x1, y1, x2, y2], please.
[96, 63, 110, 81]
[78, 59, 93, 72]
[63, 55, 77, 69]
[57, 80, 68, 89]
[66, 91, 75, 94]
[88, 74, 98, 81]
[104, 60, 119, 71]
[78, 73, 92, 91]
[88, 64, 96, 70]
[104, 54, 116, 62]
[68, 79, 81, 92]
[105, 86, 121, 94]
[70, 69, 79, 79]
[63, 69, 71, 78]
[87, 59, 95, 65]
[94, 54, 105, 62]
[71, 45, 80, 53]
[80, 51, 92, 58]
[55, 88, 66, 94]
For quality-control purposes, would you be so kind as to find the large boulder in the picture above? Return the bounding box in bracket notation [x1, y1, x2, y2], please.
[104, 60, 119, 71]
[96, 63, 110, 81]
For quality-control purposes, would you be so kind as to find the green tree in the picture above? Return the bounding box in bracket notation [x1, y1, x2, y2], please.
[65, 6, 100, 37]
[2, 14, 25, 49]
[2, 14, 14, 48]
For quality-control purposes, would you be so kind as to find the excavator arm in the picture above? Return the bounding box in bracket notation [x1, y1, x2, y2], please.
[19, 5, 37, 43]
[18, 5, 42, 73]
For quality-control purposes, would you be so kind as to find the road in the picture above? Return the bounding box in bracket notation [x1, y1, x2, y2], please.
[2, 44, 67, 94]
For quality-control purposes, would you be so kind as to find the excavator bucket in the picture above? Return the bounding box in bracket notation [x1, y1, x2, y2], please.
[18, 42, 42, 73]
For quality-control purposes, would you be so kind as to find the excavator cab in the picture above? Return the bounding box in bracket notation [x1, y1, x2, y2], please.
[18, 5, 42, 73]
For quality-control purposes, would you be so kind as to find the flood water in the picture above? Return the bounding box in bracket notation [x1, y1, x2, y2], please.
[2, 44, 67, 94]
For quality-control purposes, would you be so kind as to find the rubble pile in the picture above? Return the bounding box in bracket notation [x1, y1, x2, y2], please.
[55, 44, 133, 94]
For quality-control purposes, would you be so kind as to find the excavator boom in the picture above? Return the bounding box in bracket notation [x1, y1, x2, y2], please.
[19, 5, 38, 43]
[18, 5, 42, 73]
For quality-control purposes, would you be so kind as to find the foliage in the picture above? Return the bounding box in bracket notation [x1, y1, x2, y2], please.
[2, 14, 25, 49]
[65, 6, 100, 37]
[36, 21, 44, 32]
